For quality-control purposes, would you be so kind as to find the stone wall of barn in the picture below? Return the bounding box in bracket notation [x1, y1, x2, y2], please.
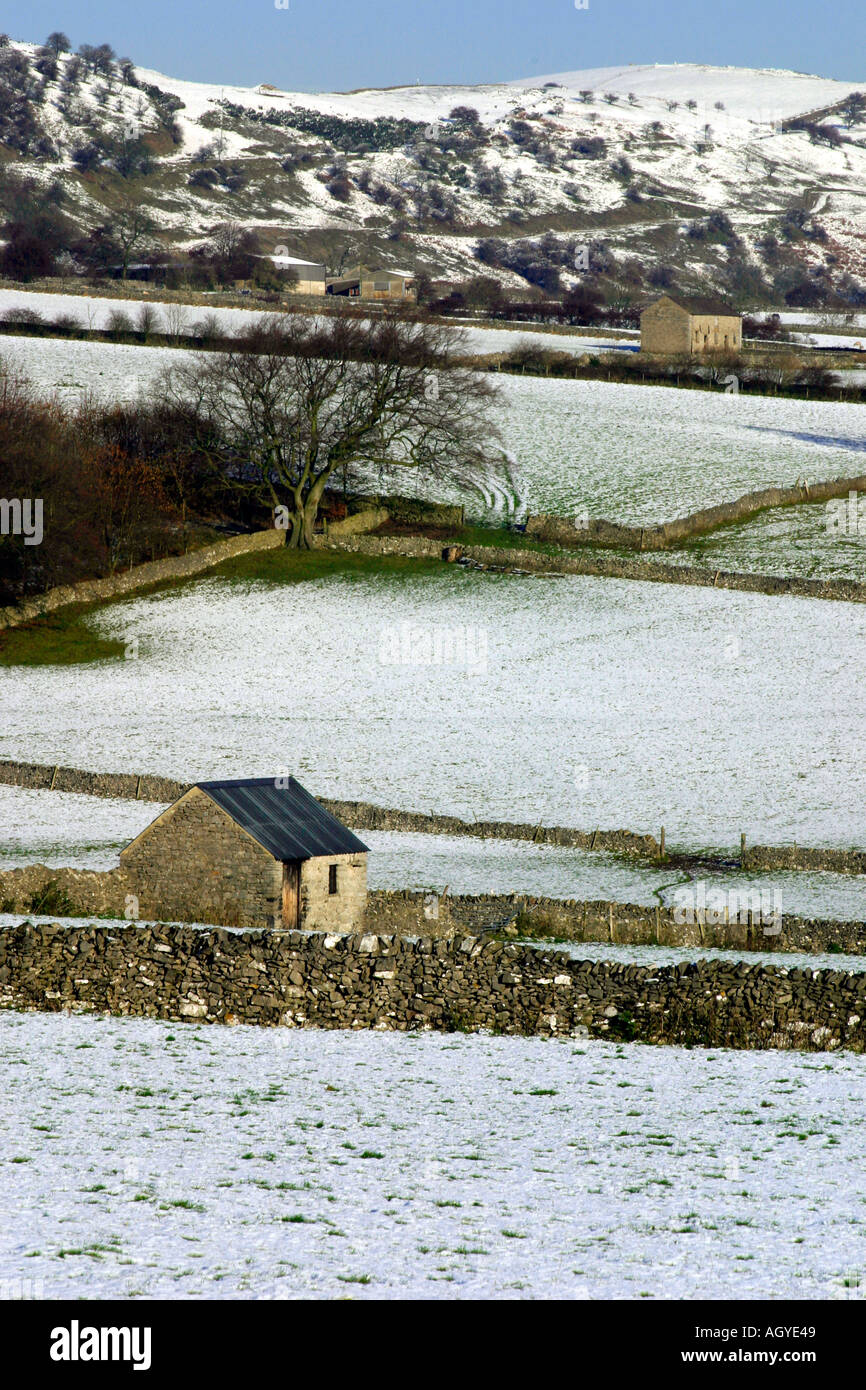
[688, 315, 742, 354]
[1, 922, 865, 1052]
[119, 789, 284, 928]
[640, 300, 690, 354]
[300, 853, 368, 933]
[640, 301, 742, 356]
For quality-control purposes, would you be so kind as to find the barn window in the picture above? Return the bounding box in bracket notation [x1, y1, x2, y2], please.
[329, 864, 338, 894]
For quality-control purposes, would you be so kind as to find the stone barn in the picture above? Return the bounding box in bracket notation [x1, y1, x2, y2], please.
[640, 294, 742, 355]
[120, 777, 368, 931]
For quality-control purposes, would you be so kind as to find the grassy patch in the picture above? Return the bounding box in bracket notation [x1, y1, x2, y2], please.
[210, 545, 447, 586]
[0, 607, 126, 667]
[0, 523, 585, 669]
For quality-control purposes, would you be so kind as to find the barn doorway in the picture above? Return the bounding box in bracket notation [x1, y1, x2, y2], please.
[281, 862, 300, 928]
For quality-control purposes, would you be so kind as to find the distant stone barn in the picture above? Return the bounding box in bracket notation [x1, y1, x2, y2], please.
[120, 778, 368, 931]
[640, 294, 742, 355]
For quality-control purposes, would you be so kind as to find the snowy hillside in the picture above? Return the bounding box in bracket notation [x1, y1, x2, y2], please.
[2, 37, 866, 302]
[512, 64, 859, 121]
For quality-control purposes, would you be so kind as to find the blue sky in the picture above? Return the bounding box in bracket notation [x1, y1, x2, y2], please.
[5, 0, 865, 90]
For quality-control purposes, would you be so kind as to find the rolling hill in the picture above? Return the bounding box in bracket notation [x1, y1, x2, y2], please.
[1, 36, 865, 306]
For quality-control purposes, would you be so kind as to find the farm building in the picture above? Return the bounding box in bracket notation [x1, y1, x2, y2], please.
[119, 777, 368, 930]
[640, 295, 742, 355]
[326, 264, 416, 301]
[269, 255, 328, 295]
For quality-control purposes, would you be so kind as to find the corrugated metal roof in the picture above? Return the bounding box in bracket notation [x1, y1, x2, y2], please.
[196, 777, 368, 862]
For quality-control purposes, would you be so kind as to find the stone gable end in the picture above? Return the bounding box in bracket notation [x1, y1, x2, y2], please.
[641, 297, 742, 356]
[120, 788, 283, 928]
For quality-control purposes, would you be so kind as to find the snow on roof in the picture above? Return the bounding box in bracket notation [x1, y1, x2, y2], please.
[265, 255, 326, 268]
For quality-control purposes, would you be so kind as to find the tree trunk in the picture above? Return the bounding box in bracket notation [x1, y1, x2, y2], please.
[283, 498, 318, 549]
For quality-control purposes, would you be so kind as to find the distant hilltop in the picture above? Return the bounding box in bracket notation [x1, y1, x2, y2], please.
[1, 37, 864, 309]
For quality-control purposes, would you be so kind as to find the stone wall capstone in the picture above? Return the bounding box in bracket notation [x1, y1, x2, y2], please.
[2, 871, 864, 957]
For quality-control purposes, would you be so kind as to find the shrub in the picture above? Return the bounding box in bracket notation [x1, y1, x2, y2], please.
[28, 881, 76, 917]
[0, 233, 56, 281]
[188, 167, 218, 188]
[571, 135, 605, 158]
[191, 312, 222, 341]
[135, 304, 159, 335]
[2, 307, 44, 325]
[106, 308, 134, 332]
[326, 174, 352, 201]
[610, 155, 633, 179]
[474, 165, 507, 200]
[648, 265, 674, 289]
[71, 142, 102, 172]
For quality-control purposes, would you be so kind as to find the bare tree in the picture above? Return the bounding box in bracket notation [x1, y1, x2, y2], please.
[159, 314, 504, 548]
[301, 240, 354, 278]
[163, 302, 189, 339]
[108, 195, 158, 278]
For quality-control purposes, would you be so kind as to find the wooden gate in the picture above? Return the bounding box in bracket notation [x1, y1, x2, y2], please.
[281, 861, 300, 928]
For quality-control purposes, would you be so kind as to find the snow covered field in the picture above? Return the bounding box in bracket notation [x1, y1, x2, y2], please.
[668, 500, 866, 582]
[3, 568, 866, 853]
[2, 1010, 864, 1299]
[0, 288, 633, 358]
[2, 786, 866, 923]
[2, 334, 864, 527]
[498, 377, 866, 525]
[0, 334, 178, 407]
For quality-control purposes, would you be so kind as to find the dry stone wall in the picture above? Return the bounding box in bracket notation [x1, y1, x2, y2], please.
[0, 759, 662, 859]
[325, 532, 866, 606]
[1, 922, 865, 1052]
[525, 474, 866, 553]
[4, 471, 865, 639]
[0, 528, 285, 632]
[364, 889, 866, 956]
[2, 870, 864, 958]
[2, 758, 866, 881]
